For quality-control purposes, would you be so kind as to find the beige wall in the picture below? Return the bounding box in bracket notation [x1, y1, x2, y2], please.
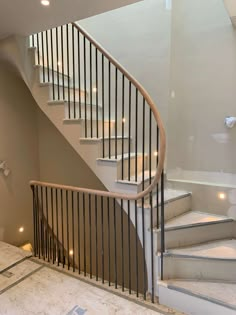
[168, 0, 236, 175]
[0, 62, 39, 246]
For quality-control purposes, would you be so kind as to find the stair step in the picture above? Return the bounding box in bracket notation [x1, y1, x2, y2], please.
[161, 239, 236, 282]
[159, 279, 236, 315]
[117, 170, 156, 186]
[97, 152, 146, 163]
[80, 136, 130, 143]
[164, 211, 233, 231]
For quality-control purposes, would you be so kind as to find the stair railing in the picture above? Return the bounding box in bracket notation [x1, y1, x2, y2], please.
[29, 21, 166, 303]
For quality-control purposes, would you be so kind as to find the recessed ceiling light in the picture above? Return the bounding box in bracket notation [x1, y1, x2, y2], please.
[41, 0, 50, 6]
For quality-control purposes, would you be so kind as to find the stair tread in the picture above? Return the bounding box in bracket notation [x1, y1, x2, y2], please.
[34, 64, 70, 78]
[139, 189, 191, 209]
[161, 279, 236, 311]
[117, 170, 156, 186]
[97, 152, 145, 162]
[48, 100, 101, 108]
[164, 211, 233, 231]
[81, 136, 130, 142]
[167, 239, 236, 260]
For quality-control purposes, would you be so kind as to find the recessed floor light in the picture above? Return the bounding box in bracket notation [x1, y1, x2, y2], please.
[41, 0, 50, 6]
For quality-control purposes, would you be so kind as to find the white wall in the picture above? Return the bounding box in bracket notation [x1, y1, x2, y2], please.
[168, 0, 236, 176]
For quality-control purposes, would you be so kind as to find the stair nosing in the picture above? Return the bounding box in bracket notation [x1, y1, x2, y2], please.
[97, 152, 147, 163]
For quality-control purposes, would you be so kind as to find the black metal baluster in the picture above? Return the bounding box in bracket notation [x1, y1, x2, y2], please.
[113, 198, 117, 289]
[128, 82, 132, 181]
[44, 31, 49, 82]
[115, 68, 118, 159]
[61, 189, 65, 267]
[107, 197, 111, 286]
[95, 48, 99, 138]
[77, 192, 81, 274]
[71, 191, 75, 272]
[101, 196, 104, 283]
[50, 29, 55, 100]
[135, 89, 138, 182]
[36, 33, 40, 65]
[36, 186, 40, 258]
[45, 187, 49, 262]
[90, 42, 93, 138]
[160, 171, 165, 280]
[61, 26, 65, 99]
[83, 193, 86, 276]
[55, 189, 59, 265]
[66, 24, 71, 118]
[89, 194, 92, 278]
[77, 30, 82, 118]
[135, 200, 139, 297]
[121, 75, 125, 180]
[128, 200, 131, 294]
[51, 188, 55, 264]
[41, 32, 45, 82]
[66, 190, 70, 270]
[95, 195, 98, 281]
[121, 199, 124, 291]
[156, 127, 159, 229]
[56, 27, 60, 100]
[32, 34, 35, 47]
[108, 61, 111, 159]
[32, 186, 36, 257]
[41, 186, 45, 260]
[102, 55, 105, 157]
[72, 26, 76, 119]
[84, 36, 87, 137]
[142, 97, 146, 300]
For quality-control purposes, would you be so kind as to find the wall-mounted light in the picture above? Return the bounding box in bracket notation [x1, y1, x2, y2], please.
[19, 227, 24, 233]
[122, 117, 126, 123]
[154, 151, 158, 157]
[0, 160, 10, 177]
[69, 249, 74, 256]
[218, 192, 226, 200]
[92, 87, 98, 93]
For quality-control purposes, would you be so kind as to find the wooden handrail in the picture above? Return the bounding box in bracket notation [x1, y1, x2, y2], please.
[30, 23, 166, 201]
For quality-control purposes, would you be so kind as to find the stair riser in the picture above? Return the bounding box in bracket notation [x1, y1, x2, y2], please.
[77, 120, 116, 138]
[158, 285, 236, 315]
[161, 255, 236, 282]
[156, 221, 234, 250]
[116, 156, 148, 181]
[48, 85, 87, 104]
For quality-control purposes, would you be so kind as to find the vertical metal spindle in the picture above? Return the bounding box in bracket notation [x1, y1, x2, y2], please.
[51, 188, 55, 263]
[113, 199, 117, 289]
[61, 26, 65, 99]
[156, 127, 159, 229]
[101, 196, 104, 283]
[135, 89, 138, 182]
[66, 190, 70, 270]
[61, 189, 65, 267]
[66, 24, 71, 118]
[72, 26, 76, 118]
[84, 36, 87, 137]
[77, 30, 82, 118]
[50, 29, 55, 100]
[83, 193, 86, 276]
[121, 199, 124, 291]
[107, 197, 111, 286]
[56, 27, 60, 100]
[55, 189, 59, 265]
[128, 81, 132, 181]
[90, 42, 93, 138]
[77, 192, 81, 274]
[160, 171, 165, 280]
[95, 48, 99, 138]
[121, 75, 125, 180]
[36, 33, 40, 65]
[32, 34, 35, 47]
[115, 68, 118, 159]
[95, 195, 98, 281]
[45, 30, 50, 82]
[128, 200, 131, 294]
[142, 97, 146, 300]
[89, 194, 92, 278]
[108, 61, 111, 159]
[45, 187, 49, 262]
[41, 186, 45, 260]
[102, 55, 105, 157]
[71, 191, 75, 272]
[41, 32, 45, 82]
[135, 200, 139, 297]
[32, 186, 36, 257]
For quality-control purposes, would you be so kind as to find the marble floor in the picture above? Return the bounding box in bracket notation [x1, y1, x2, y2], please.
[0, 242, 180, 315]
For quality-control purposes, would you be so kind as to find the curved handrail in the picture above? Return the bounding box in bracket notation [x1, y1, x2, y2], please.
[30, 23, 166, 201]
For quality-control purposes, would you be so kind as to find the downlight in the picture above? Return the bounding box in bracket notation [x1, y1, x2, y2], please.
[41, 0, 50, 6]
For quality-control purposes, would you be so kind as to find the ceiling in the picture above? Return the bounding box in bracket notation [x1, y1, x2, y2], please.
[0, 0, 141, 40]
